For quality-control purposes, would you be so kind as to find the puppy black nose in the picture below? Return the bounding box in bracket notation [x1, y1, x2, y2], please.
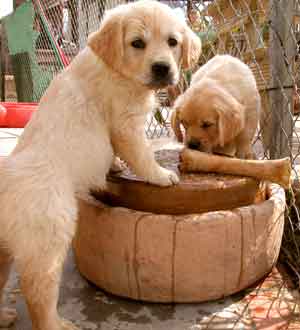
[152, 62, 170, 79]
[188, 140, 201, 150]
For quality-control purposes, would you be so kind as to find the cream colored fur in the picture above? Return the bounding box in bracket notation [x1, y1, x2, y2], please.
[0, 1, 201, 329]
[172, 55, 260, 159]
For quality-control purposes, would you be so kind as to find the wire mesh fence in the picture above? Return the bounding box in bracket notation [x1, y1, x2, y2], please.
[1, 0, 300, 285]
[187, 0, 300, 286]
[2, 0, 300, 160]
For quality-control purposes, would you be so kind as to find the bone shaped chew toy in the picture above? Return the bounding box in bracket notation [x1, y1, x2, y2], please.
[179, 149, 291, 189]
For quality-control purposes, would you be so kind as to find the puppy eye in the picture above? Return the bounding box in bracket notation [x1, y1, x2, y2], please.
[201, 122, 213, 129]
[168, 37, 178, 47]
[131, 39, 146, 49]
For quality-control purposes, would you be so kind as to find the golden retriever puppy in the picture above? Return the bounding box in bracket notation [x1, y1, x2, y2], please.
[0, 1, 201, 330]
[171, 55, 260, 159]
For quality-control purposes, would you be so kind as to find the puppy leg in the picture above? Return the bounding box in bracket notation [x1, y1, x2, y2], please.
[236, 141, 255, 159]
[13, 202, 79, 330]
[16, 249, 79, 330]
[213, 143, 236, 158]
[0, 248, 17, 328]
[237, 149, 256, 159]
[112, 126, 179, 186]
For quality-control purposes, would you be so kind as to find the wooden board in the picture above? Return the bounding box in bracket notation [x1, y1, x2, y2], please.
[92, 149, 266, 215]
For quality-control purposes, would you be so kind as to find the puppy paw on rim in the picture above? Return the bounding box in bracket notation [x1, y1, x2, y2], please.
[148, 167, 179, 186]
[61, 318, 80, 330]
[110, 157, 127, 173]
[0, 307, 17, 327]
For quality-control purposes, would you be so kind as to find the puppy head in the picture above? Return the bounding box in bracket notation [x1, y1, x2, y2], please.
[88, 0, 201, 89]
[172, 82, 245, 152]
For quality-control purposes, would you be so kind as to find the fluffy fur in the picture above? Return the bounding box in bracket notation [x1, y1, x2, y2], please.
[171, 55, 260, 159]
[0, 1, 201, 329]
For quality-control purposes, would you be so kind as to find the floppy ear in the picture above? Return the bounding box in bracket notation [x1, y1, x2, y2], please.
[216, 96, 245, 147]
[182, 27, 202, 70]
[88, 12, 124, 72]
[171, 107, 184, 142]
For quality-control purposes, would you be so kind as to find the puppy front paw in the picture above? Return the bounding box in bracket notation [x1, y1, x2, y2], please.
[0, 307, 17, 327]
[148, 167, 179, 187]
[110, 157, 127, 173]
[61, 318, 80, 330]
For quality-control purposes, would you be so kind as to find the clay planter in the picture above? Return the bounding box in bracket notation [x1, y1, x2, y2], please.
[73, 150, 285, 303]
[93, 150, 266, 214]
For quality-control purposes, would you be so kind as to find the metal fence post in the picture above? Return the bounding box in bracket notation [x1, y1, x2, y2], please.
[0, 24, 6, 102]
[269, 0, 296, 159]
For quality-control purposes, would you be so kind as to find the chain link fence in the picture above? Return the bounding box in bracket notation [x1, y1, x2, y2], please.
[1, 0, 300, 285]
[3, 0, 300, 160]
[184, 0, 300, 285]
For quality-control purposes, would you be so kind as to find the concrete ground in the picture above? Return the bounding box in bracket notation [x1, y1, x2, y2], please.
[1, 128, 300, 330]
[2, 252, 300, 330]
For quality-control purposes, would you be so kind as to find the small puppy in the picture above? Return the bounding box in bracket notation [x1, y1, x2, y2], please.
[171, 55, 260, 159]
[0, 1, 201, 330]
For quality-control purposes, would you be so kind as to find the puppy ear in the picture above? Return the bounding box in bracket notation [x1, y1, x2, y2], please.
[217, 96, 245, 148]
[182, 27, 202, 70]
[171, 107, 184, 142]
[171, 94, 186, 142]
[88, 12, 124, 71]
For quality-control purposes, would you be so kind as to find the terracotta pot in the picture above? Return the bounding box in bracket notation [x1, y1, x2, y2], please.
[93, 149, 266, 215]
[73, 150, 285, 303]
[73, 184, 284, 303]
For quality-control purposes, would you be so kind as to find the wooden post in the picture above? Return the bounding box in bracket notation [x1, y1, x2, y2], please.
[268, 0, 296, 159]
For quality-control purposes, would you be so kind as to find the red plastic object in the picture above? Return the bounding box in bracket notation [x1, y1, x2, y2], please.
[0, 104, 7, 124]
[0, 102, 38, 128]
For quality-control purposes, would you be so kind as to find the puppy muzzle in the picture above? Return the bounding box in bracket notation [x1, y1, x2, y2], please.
[149, 61, 175, 88]
[187, 140, 202, 150]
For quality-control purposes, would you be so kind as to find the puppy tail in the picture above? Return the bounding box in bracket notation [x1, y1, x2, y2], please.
[170, 108, 183, 142]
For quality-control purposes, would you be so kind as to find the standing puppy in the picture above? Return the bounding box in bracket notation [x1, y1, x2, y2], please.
[0, 1, 201, 329]
[171, 55, 260, 159]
